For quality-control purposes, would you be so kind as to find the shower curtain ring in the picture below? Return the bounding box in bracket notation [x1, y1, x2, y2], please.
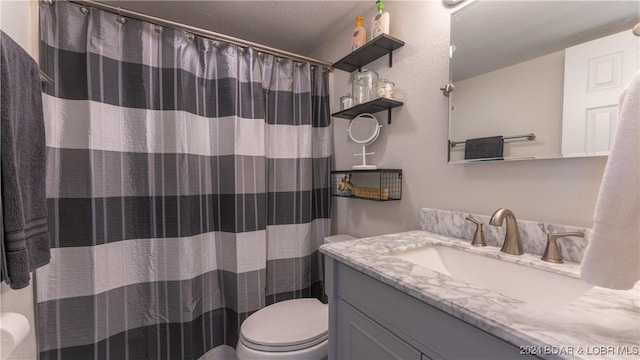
[42, 0, 53, 6]
[116, 6, 126, 24]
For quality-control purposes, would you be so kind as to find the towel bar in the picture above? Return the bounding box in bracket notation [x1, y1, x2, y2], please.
[449, 133, 535, 148]
[39, 70, 53, 85]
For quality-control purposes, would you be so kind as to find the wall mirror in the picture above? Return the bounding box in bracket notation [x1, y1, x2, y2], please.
[448, 0, 639, 163]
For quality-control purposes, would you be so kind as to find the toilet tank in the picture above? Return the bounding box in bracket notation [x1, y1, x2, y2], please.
[323, 235, 357, 244]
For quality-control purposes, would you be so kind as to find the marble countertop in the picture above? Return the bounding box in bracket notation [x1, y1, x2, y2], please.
[320, 231, 640, 360]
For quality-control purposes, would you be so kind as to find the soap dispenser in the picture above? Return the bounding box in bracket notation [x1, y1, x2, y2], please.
[371, 0, 390, 39]
[351, 16, 366, 51]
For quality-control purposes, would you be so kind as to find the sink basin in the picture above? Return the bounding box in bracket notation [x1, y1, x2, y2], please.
[393, 245, 593, 309]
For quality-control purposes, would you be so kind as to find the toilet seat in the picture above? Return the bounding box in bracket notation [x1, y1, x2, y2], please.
[239, 298, 328, 352]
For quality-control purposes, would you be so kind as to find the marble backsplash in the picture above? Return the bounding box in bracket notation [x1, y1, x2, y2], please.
[420, 208, 589, 264]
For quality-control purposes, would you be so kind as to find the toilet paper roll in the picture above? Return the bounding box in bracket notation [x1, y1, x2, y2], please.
[0, 312, 30, 360]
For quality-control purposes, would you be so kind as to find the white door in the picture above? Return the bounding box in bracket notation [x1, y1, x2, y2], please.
[562, 30, 639, 156]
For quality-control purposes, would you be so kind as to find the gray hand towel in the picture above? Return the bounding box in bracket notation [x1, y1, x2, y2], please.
[0, 31, 50, 289]
[464, 136, 504, 160]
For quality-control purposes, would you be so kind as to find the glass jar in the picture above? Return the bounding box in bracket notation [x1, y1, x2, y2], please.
[377, 79, 395, 99]
[351, 69, 379, 105]
[340, 93, 353, 110]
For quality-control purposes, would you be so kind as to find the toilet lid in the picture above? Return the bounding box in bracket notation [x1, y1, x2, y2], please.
[240, 298, 328, 352]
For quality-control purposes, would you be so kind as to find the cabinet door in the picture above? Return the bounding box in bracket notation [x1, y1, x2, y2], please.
[341, 302, 422, 360]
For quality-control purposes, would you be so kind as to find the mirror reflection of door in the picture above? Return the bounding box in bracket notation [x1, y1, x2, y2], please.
[562, 30, 639, 157]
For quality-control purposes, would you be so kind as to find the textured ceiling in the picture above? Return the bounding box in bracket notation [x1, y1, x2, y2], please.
[451, 0, 640, 81]
[98, 1, 373, 57]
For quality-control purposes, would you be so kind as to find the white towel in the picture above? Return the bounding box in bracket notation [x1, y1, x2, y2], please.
[580, 70, 640, 290]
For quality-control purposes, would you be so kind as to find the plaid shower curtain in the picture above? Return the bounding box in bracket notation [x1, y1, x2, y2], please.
[36, 2, 331, 359]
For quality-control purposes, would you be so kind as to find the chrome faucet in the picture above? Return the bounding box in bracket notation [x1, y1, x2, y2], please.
[489, 208, 523, 255]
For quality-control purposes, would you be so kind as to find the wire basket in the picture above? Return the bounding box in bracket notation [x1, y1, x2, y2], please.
[354, 186, 389, 200]
[330, 169, 402, 201]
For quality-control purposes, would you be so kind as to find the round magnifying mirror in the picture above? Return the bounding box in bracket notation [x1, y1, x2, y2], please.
[348, 113, 381, 170]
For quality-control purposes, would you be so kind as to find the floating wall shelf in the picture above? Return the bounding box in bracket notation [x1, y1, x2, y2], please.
[333, 34, 405, 72]
[331, 169, 402, 201]
[331, 97, 403, 124]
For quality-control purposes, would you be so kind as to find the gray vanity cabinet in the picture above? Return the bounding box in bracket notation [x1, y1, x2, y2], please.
[341, 301, 422, 359]
[325, 257, 539, 360]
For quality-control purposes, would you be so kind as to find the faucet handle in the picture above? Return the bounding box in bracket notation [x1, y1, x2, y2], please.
[541, 232, 584, 263]
[465, 216, 487, 247]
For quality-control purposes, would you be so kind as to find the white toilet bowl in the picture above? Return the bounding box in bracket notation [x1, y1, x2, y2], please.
[236, 234, 356, 360]
[236, 298, 328, 360]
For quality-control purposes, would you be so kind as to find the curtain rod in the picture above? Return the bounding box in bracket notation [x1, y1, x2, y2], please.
[60, 0, 334, 70]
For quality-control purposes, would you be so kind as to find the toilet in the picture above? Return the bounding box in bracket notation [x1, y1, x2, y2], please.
[236, 234, 356, 360]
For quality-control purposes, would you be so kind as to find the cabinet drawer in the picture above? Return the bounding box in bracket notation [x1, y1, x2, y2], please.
[341, 301, 422, 360]
[339, 264, 535, 359]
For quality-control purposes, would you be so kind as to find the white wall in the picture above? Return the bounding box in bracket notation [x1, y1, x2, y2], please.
[1, 0, 38, 57]
[310, 0, 606, 238]
[0, 1, 40, 359]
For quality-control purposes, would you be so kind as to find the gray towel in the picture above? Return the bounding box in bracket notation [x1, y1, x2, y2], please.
[0, 31, 50, 289]
[464, 136, 504, 160]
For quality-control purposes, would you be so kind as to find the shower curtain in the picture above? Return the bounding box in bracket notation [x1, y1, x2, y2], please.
[37, 2, 331, 359]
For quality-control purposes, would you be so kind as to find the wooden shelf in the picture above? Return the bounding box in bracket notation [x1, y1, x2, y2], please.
[333, 34, 405, 72]
[332, 97, 403, 124]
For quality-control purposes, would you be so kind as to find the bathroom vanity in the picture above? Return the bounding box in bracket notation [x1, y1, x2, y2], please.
[326, 257, 533, 359]
[320, 210, 640, 360]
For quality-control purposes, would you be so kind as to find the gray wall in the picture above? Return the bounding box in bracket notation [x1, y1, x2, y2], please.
[309, 1, 606, 238]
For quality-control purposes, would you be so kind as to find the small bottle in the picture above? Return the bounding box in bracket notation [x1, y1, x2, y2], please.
[340, 93, 353, 110]
[351, 16, 366, 52]
[371, 0, 390, 39]
[376, 79, 395, 98]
